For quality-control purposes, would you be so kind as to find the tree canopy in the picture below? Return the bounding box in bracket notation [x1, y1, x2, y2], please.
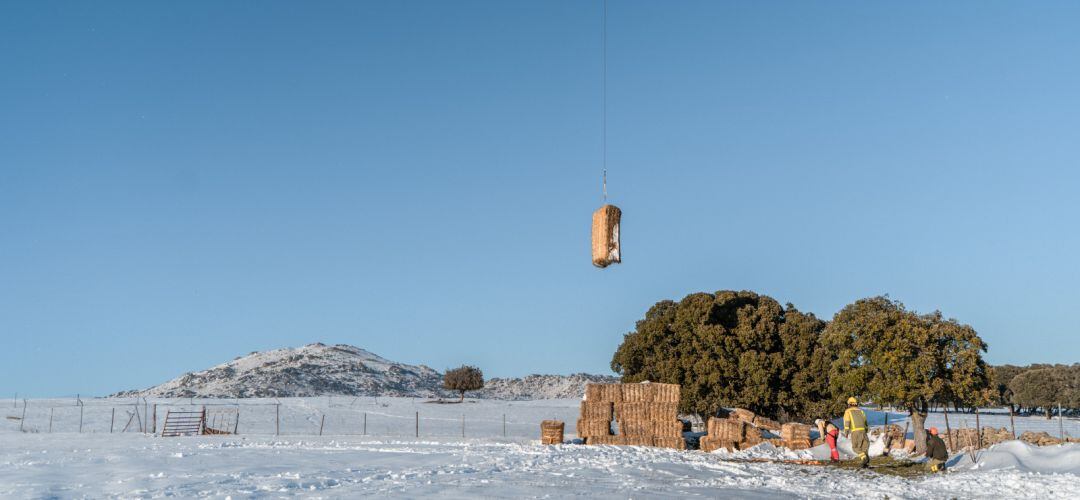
[610, 290, 838, 420]
[821, 296, 990, 411]
[443, 365, 484, 402]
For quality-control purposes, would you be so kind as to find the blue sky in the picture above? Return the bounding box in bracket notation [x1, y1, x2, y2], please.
[2, 1, 1079, 397]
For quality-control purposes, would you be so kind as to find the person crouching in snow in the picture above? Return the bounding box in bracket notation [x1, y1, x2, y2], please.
[824, 422, 840, 462]
[926, 427, 948, 472]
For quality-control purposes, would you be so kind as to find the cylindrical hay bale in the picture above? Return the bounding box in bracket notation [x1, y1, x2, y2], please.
[591, 204, 622, 268]
[652, 383, 680, 403]
[577, 418, 613, 438]
[541, 420, 564, 445]
[580, 401, 614, 421]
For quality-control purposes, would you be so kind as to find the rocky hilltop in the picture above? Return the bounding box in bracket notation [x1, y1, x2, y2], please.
[113, 343, 617, 400]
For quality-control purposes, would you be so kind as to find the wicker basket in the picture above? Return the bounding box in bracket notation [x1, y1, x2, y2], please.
[591, 204, 621, 268]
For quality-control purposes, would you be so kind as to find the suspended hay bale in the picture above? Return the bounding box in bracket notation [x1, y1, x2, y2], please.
[580, 401, 614, 421]
[576, 418, 613, 438]
[591, 204, 621, 268]
[541, 420, 564, 445]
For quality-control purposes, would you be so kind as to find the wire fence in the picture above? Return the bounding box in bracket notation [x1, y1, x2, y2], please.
[4, 396, 581, 439]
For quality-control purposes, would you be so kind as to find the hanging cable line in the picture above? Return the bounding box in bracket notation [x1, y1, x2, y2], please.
[591, 0, 621, 269]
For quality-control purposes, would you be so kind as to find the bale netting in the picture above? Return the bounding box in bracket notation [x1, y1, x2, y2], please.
[591, 204, 621, 267]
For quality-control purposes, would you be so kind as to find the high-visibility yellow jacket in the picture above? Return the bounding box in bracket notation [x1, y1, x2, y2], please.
[844, 407, 867, 432]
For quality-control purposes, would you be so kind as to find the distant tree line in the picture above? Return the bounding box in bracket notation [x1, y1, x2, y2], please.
[611, 291, 997, 453]
[990, 363, 1080, 418]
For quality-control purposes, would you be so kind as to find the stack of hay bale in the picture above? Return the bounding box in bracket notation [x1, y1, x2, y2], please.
[540, 420, 564, 445]
[579, 382, 685, 449]
[700, 417, 746, 452]
[780, 423, 812, 450]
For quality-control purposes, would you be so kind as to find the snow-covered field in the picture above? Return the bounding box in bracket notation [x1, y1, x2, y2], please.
[2, 397, 1078, 498]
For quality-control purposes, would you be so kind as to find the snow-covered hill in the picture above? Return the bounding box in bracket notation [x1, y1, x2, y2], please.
[113, 343, 448, 398]
[112, 343, 616, 400]
[476, 374, 619, 400]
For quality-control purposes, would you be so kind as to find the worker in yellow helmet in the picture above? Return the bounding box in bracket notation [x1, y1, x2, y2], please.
[843, 397, 870, 468]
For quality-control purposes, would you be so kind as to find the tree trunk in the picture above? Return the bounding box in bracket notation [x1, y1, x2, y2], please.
[1046, 407, 1052, 419]
[911, 409, 928, 455]
[459, 391, 465, 403]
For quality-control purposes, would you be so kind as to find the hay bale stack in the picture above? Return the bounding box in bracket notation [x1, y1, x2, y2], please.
[541, 420, 564, 445]
[652, 383, 680, 403]
[576, 418, 612, 438]
[752, 415, 781, 431]
[654, 436, 687, 450]
[621, 383, 653, 402]
[580, 401, 614, 421]
[582, 382, 685, 450]
[591, 204, 621, 268]
[699, 435, 738, 453]
[707, 417, 747, 443]
[586, 435, 627, 445]
[1018, 431, 1063, 447]
[585, 383, 623, 403]
[730, 408, 757, 425]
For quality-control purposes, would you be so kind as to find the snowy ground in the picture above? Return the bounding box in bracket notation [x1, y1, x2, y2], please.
[2, 397, 1078, 498]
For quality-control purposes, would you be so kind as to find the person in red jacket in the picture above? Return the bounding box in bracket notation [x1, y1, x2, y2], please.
[825, 422, 840, 462]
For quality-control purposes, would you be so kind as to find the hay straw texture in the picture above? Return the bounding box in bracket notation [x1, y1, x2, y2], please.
[699, 436, 738, 453]
[707, 418, 747, 443]
[580, 401, 614, 421]
[620, 383, 653, 402]
[651, 383, 680, 403]
[591, 204, 621, 268]
[585, 383, 623, 403]
[540, 420, 564, 445]
[586, 435, 627, 445]
[752, 415, 781, 431]
[576, 418, 612, 438]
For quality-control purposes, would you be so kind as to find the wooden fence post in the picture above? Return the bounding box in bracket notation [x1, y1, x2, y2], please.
[234, 408, 239, 435]
[363, 413, 367, 436]
[503, 414, 506, 438]
[152, 404, 157, 434]
[943, 405, 954, 451]
[975, 408, 981, 449]
[1009, 407, 1016, 440]
[319, 414, 325, 436]
[49, 408, 54, 433]
[1060, 403, 1065, 442]
[79, 405, 84, 433]
[415, 412, 419, 437]
[461, 414, 465, 438]
[19, 401, 27, 432]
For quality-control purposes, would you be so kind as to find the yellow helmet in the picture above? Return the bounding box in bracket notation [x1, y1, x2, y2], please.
[847, 397, 858, 406]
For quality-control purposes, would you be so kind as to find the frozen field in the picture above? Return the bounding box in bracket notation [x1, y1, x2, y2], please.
[2, 397, 1078, 498]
